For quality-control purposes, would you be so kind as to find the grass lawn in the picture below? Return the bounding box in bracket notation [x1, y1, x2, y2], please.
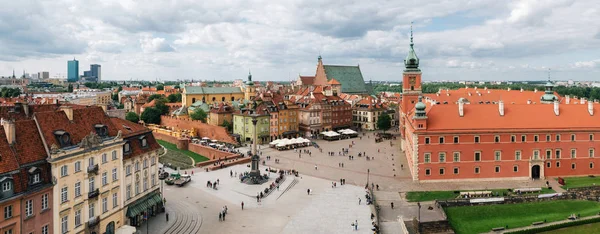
[541, 222, 600, 234]
[445, 200, 600, 234]
[158, 140, 209, 163]
[558, 176, 600, 189]
[407, 188, 557, 202]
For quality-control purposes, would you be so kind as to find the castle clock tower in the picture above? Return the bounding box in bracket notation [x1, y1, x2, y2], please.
[400, 23, 422, 139]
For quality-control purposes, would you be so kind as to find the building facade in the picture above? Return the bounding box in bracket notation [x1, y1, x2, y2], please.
[67, 59, 79, 82]
[233, 108, 270, 144]
[353, 96, 386, 131]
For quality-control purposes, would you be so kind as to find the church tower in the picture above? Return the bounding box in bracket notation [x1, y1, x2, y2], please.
[244, 71, 256, 101]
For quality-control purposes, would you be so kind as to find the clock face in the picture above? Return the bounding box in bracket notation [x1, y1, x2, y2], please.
[409, 77, 416, 85]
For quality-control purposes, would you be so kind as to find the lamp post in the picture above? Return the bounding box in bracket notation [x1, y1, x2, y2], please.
[417, 202, 421, 232]
[367, 169, 370, 188]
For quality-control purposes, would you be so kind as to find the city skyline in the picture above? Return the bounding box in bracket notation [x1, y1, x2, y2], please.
[1, 1, 599, 81]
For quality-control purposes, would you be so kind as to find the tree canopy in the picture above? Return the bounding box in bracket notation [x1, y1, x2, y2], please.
[221, 120, 233, 132]
[190, 108, 208, 122]
[125, 112, 139, 123]
[147, 94, 164, 102]
[140, 107, 162, 124]
[377, 113, 392, 132]
[0, 88, 21, 98]
[156, 84, 164, 91]
[167, 93, 182, 103]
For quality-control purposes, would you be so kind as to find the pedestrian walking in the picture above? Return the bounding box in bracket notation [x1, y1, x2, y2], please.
[355, 220, 358, 230]
[315, 165, 318, 170]
[219, 212, 222, 221]
[307, 189, 310, 195]
[166, 212, 169, 222]
[391, 202, 394, 209]
[359, 198, 361, 205]
[222, 211, 226, 221]
[241, 202, 244, 210]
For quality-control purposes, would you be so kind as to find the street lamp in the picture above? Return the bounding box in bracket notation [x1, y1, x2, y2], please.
[417, 202, 421, 232]
[367, 169, 370, 188]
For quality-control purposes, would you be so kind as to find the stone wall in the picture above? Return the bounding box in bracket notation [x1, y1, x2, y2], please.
[176, 138, 189, 150]
[154, 132, 179, 145]
[189, 143, 237, 161]
[419, 220, 454, 234]
[160, 116, 236, 144]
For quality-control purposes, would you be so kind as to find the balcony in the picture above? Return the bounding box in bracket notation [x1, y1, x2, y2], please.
[87, 164, 98, 174]
[88, 188, 99, 199]
[87, 216, 100, 227]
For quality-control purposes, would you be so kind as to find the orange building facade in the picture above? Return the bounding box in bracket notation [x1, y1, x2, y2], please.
[399, 30, 600, 182]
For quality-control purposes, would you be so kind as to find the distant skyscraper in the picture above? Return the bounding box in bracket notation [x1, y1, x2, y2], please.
[67, 59, 79, 82]
[39, 71, 49, 79]
[90, 64, 101, 82]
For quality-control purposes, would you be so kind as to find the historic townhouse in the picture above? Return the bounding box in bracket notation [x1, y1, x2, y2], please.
[35, 106, 125, 234]
[0, 125, 24, 234]
[353, 96, 386, 131]
[233, 107, 270, 144]
[276, 98, 299, 139]
[399, 29, 600, 182]
[110, 118, 162, 228]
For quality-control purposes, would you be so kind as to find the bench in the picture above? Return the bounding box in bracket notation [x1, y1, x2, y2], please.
[491, 227, 505, 231]
[532, 221, 544, 225]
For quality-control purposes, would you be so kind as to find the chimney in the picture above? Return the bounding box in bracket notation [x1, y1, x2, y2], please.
[499, 100, 504, 116]
[527, 100, 531, 104]
[2, 119, 15, 145]
[520, 88, 524, 92]
[534, 88, 537, 93]
[508, 87, 511, 91]
[554, 100, 559, 116]
[566, 95, 570, 104]
[581, 98, 586, 104]
[60, 106, 74, 121]
[23, 102, 29, 117]
[458, 101, 464, 117]
[589, 101, 594, 116]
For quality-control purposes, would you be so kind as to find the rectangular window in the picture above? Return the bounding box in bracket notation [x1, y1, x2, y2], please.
[556, 149, 561, 159]
[475, 152, 481, 161]
[4, 205, 12, 219]
[474, 136, 480, 143]
[89, 177, 95, 191]
[2, 182, 10, 192]
[61, 165, 68, 177]
[126, 185, 131, 200]
[453, 136, 459, 144]
[546, 135, 551, 142]
[89, 157, 95, 167]
[453, 167, 459, 174]
[495, 166, 500, 173]
[534, 135, 539, 142]
[453, 152, 460, 162]
[102, 153, 107, 164]
[475, 167, 480, 174]
[572, 163, 576, 169]
[102, 197, 108, 213]
[74, 161, 81, 172]
[41, 193, 48, 210]
[439, 168, 445, 175]
[126, 165, 131, 176]
[424, 137, 430, 144]
[425, 169, 431, 175]
[75, 209, 81, 227]
[113, 193, 118, 208]
[557, 162, 561, 168]
[135, 181, 140, 195]
[439, 152, 446, 163]
[521, 135, 526, 142]
[590, 148, 595, 158]
[61, 216, 68, 234]
[61, 187, 68, 203]
[25, 200, 33, 217]
[424, 153, 431, 163]
[439, 137, 445, 144]
[42, 225, 48, 234]
[151, 173, 156, 186]
[547, 162, 551, 168]
[89, 202, 95, 219]
[590, 134, 594, 141]
[495, 135, 500, 143]
[515, 151, 522, 161]
[513, 166, 518, 172]
[144, 178, 148, 191]
[571, 149, 577, 158]
[533, 150, 540, 160]
[546, 150, 552, 159]
[571, 134, 576, 141]
[494, 151, 501, 161]
[556, 134, 561, 141]
[75, 182, 81, 197]
[511, 135, 516, 142]
[112, 150, 117, 160]
[102, 172, 108, 186]
[591, 163, 595, 169]
[112, 168, 118, 181]
[151, 156, 156, 165]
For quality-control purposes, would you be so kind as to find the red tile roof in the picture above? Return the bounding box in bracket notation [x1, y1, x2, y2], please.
[14, 120, 48, 164]
[34, 107, 118, 148]
[423, 88, 566, 105]
[327, 78, 341, 85]
[299, 76, 315, 85]
[422, 103, 600, 132]
[110, 117, 161, 158]
[110, 117, 151, 137]
[0, 127, 19, 174]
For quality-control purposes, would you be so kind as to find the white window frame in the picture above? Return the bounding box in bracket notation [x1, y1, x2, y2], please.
[61, 215, 68, 234]
[25, 200, 33, 217]
[494, 151, 501, 161]
[61, 186, 68, 203]
[74, 209, 81, 227]
[515, 150, 522, 161]
[75, 182, 81, 197]
[112, 168, 118, 181]
[41, 193, 48, 210]
[424, 153, 431, 163]
[439, 152, 446, 163]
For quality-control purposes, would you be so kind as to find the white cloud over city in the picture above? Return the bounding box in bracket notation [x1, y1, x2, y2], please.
[0, 0, 599, 81]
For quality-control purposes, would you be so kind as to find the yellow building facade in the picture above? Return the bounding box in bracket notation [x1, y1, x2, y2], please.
[182, 86, 245, 106]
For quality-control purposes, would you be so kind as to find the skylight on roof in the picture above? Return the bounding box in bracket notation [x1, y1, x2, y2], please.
[122, 124, 132, 132]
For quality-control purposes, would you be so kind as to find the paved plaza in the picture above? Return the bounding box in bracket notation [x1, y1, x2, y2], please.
[145, 131, 548, 234]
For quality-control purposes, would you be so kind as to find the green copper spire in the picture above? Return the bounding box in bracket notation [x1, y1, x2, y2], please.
[541, 68, 557, 103]
[404, 21, 420, 71]
[245, 70, 254, 86]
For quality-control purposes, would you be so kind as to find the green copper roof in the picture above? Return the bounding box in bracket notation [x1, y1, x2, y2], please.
[184, 86, 243, 94]
[188, 101, 210, 113]
[245, 71, 254, 86]
[323, 65, 367, 94]
[404, 23, 420, 71]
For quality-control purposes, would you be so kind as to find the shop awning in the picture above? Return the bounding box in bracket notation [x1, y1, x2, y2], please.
[126, 193, 163, 218]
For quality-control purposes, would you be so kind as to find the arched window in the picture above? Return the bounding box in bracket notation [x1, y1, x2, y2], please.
[212, 97, 216, 102]
[222, 97, 225, 102]
[231, 97, 235, 101]
[192, 98, 196, 103]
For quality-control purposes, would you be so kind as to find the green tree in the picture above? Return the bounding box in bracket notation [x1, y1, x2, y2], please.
[140, 107, 162, 124]
[117, 103, 124, 109]
[118, 86, 123, 92]
[112, 93, 119, 101]
[147, 94, 163, 102]
[174, 85, 180, 89]
[154, 99, 170, 115]
[156, 84, 164, 91]
[221, 120, 233, 132]
[377, 113, 392, 132]
[68, 84, 73, 93]
[167, 93, 182, 103]
[190, 108, 208, 122]
[125, 112, 139, 123]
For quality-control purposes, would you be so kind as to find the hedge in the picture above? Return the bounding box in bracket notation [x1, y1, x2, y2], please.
[506, 216, 600, 234]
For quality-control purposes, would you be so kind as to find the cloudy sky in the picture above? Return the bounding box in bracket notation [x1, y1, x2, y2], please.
[1, 0, 599, 81]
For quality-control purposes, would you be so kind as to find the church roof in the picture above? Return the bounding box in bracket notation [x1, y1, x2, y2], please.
[327, 78, 341, 85]
[323, 65, 367, 94]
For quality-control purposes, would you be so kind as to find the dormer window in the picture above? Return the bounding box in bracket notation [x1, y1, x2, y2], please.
[124, 141, 131, 154]
[28, 167, 42, 185]
[95, 124, 108, 137]
[2, 180, 11, 192]
[139, 135, 148, 148]
[53, 130, 71, 147]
